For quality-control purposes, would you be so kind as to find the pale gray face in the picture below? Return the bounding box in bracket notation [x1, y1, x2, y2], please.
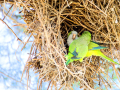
[67, 31, 78, 46]
[71, 31, 78, 40]
[71, 31, 78, 35]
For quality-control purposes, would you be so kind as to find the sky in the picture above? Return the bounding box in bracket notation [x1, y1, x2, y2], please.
[0, 4, 39, 90]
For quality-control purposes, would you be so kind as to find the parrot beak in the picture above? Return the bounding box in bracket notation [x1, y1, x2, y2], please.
[72, 34, 76, 40]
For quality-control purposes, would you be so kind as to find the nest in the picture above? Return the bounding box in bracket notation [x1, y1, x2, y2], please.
[1, 0, 120, 89]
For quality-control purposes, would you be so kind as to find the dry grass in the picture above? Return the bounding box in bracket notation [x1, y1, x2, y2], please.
[1, 0, 120, 90]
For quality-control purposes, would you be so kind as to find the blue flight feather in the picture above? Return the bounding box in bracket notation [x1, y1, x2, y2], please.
[90, 46, 107, 50]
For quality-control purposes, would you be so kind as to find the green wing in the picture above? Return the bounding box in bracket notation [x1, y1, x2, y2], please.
[89, 41, 107, 50]
[86, 42, 120, 65]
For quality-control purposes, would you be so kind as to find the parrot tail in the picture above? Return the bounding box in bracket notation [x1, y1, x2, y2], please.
[66, 59, 71, 65]
[101, 54, 120, 65]
[97, 51, 120, 65]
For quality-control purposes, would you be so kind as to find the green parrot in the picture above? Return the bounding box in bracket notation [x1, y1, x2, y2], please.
[66, 31, 120, 65]
[65, 31, 91, 65]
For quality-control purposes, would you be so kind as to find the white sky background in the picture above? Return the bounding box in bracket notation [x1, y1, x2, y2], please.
[0, 4, 39, 90]
[0, 3, 120, 90]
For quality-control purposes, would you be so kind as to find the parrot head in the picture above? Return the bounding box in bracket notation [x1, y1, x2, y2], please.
[67, 31, 78, 46]
[82, 31, 91, 37]
[68, 31, 78, 39]
[72, 31, 77, 40]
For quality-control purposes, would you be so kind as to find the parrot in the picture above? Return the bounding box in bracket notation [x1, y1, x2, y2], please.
[65, 31, 91, 65]
[66, 31, 120, 65]
[67, 31, 78, 46]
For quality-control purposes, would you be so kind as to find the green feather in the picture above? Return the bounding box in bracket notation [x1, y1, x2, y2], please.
[66, 31, 120, 65]
[67, 31, 72, 38]
[66, 31, 91, 65]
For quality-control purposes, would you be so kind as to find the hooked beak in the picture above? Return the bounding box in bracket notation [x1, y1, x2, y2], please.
[72, 34, 76, 40]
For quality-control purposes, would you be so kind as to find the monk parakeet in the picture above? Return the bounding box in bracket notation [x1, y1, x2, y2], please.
[67, 31, 78, 46]
[66, 31, 120, 65]
[65, 31, 91, 65]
